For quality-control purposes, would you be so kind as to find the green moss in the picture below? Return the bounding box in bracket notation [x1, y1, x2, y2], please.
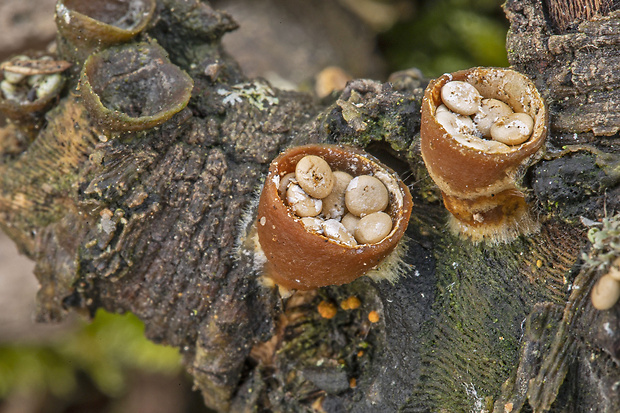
[379, 0, 509, 77]
[405, 229, 564, 411]
[0, 310, 181, 400]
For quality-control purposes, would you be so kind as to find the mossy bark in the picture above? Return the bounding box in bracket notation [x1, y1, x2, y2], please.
[0, 0, 618, 412]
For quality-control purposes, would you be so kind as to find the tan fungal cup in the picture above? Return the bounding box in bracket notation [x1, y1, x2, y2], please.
[80, 43, 193, 132]
[56, 0, 156, 63]
[256, 144, 413, 290]
[420, 67, 548, 243]
[591, 257, 620, 310]
[0, 54, 70, 123]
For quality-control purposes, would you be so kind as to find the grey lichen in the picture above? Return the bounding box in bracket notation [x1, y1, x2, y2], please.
[217, 81, 279, 110]
[583, 213, 620, 271]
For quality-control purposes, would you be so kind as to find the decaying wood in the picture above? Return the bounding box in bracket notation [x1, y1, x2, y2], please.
[0, 0, 618, 412]
[545, 0, 614, 32]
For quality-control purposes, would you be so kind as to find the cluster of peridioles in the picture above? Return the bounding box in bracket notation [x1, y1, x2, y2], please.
[255, 144, 413, 291]
[280, 154, 395, 247]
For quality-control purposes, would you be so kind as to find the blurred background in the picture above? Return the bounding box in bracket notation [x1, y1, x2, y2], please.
[0, 0, 508, 412]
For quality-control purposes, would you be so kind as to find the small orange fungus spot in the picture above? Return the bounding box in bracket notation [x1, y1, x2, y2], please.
[341, 296, 361, 310]
[504, 402, 514, 412]
[536, 259, 543, 268]
[317, 301, 337, 319]
[368, 310, 380, 323]
[349, 377, 357, 388]
[357, 350, 364, 358]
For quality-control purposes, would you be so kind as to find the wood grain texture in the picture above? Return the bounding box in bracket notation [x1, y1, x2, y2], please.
[0, 1, 618, 412]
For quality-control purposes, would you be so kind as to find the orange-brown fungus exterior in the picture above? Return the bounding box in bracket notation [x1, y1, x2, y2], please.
[317, 300, 338, 319]
[341, 296, 361, 310]
[256, 144, 412, 290]
[368, 310, 380, 323]
[420, 67, 548, 243]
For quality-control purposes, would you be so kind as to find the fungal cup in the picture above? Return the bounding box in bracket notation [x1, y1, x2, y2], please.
[79, 42, 194, 132]
[420, 67, 548, 243]
[56, 0, 156, 63]
[256, 144, 413, 290]
[0, 54, 71, 124]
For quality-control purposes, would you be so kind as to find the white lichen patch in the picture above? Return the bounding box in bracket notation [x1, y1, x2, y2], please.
[583, 214, 620, 310]
[97, 208, 116, 234]
[583, 213, 620, 271]
[100, 214, 116, 234]
[217, 81, 279, 110]
[463, 382, 488, 413]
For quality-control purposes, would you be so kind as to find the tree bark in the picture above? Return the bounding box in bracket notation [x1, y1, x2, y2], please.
[0, 0, 618, 412]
